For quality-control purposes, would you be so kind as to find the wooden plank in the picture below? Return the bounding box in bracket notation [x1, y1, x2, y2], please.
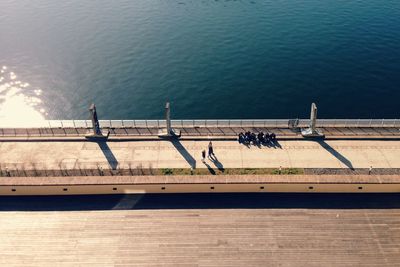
[0, 205, 399, 266]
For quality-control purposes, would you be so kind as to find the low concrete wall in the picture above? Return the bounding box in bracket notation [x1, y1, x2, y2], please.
[2, 175, 399, 195]
[1, 183, 400, 196]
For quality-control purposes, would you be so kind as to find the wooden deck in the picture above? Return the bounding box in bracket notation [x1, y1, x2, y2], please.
[1, 193, 400, 266]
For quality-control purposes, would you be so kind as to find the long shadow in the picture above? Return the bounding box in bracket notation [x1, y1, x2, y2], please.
[210, 155, 225, 172]
[316, 140, 354, 170]
[1, 193, 400, 211]
[271, 140, 282, 149]
[96, 141, 118, 170]
[171, 139, 196, 168]
[203, 162, 216, 175]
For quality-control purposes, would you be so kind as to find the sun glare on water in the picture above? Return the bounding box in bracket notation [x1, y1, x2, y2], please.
[0, 66, 47, 127]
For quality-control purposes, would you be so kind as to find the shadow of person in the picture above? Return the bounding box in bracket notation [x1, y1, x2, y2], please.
[210, 155, 225, 172]
[315, 140, 354, 170]
[203, 161, 216, 175]
[96, 141, 118, 170]
[272, 140, 282, 149]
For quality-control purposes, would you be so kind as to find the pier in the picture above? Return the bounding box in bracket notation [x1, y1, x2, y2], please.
[1, 103, 400, 266]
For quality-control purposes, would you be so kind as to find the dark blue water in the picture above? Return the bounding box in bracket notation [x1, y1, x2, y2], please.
[2, 193, 400, 211]
[1, 0, 399, 121]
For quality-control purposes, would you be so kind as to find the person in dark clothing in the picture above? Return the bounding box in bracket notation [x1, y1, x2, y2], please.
[244, 132, 250, 144]
[250, 132, 256, 145]
[258, 132, 264, 144]
[265, 132, 270, 142]
[208, 141, 215, 159]
[201, 150, 206, 162]
[238, 132, 245, 144]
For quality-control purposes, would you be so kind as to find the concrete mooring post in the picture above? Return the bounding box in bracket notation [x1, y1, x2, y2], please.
[85, 103, 109, 140]
[301, 102, 324, 138]
[158, 102, 181, 138]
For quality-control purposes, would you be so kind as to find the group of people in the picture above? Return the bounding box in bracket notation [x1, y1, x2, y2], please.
[201, 141, 216, 162]
[238, 131, 277, 146]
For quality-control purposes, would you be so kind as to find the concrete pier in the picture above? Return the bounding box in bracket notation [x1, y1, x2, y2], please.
[1, 118, 400, 266]
[1, 138, 400, 194]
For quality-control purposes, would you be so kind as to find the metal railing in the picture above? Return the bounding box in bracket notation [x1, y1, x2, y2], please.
[0, 119, 399, 129]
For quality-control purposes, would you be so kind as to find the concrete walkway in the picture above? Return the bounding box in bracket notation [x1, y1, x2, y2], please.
[0, 139, 399, 170]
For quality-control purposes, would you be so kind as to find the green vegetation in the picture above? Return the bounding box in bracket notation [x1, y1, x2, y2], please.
[159, 168, 303, 176]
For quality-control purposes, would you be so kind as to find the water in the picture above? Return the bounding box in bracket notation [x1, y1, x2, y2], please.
[1, 0, 399, 123]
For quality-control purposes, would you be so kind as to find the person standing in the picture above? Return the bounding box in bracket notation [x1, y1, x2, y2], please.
[201, 150, 206, 163]
[208, 141, 214, 159]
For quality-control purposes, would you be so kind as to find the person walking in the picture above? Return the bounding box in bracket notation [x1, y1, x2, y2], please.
[208, 141, 215, 159]
[201, 150, 206, 163]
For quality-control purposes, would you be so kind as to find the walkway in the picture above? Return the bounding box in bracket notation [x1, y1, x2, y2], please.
[0, 139, 399, 170]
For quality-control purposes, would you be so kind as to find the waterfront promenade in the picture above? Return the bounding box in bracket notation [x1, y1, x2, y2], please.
[1, 139, 399, 171]
[1, 121, 400, 266]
